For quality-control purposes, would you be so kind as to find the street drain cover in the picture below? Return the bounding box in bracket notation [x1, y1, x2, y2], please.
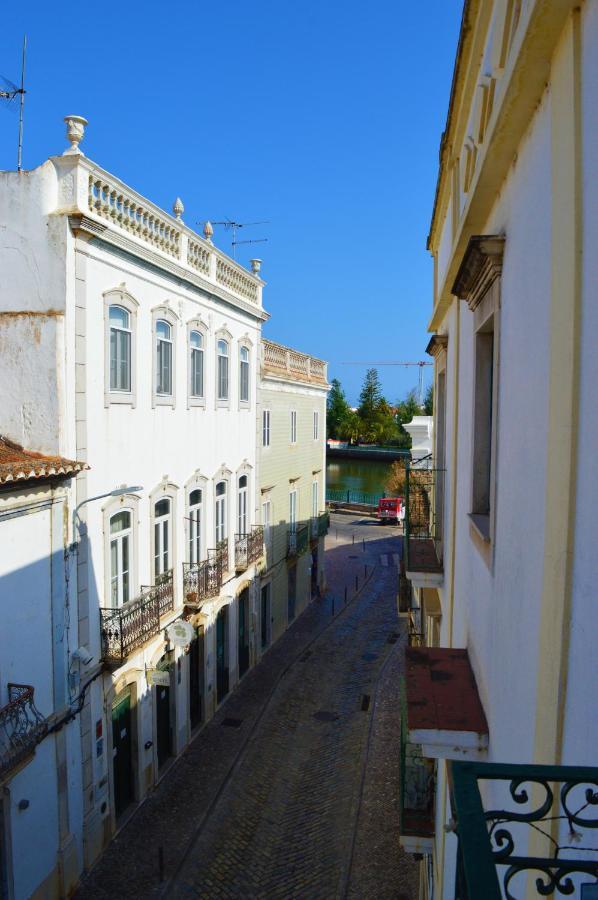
[313, 710, 339, 723]
[387, 632, 400, 644]
[362, 652, 378, 661]
[222, 717, 243, 728]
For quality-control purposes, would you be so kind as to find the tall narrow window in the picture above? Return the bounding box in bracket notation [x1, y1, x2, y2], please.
[109, 305, 131, 392]
[262, 500, 271, 549]
[262, 410, 271, 447]
[312, 480, 319, 518]
[289, 490, 297, 532]
[188, 489, 202, 564]
[239, 346, 250, 403]
[217, 339, 229, 401]
[156, 320, 173, 395]
[215, 481, 227, 543]
[238, 475, 248, 536]
[154, 498, 171, 577]
[110, 511, 131, 607]
[290, 410, 297, 444]
[313, 411, 319, 441]
[190, 330, 204, 398]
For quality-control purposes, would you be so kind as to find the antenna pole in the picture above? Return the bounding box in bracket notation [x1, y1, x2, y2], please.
[17, 35, 27, 173]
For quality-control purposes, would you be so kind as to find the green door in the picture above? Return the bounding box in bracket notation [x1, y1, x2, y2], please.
[112, 690, 133, 819]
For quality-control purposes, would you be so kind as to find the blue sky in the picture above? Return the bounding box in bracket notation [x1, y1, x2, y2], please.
[1, 0, 462, 405]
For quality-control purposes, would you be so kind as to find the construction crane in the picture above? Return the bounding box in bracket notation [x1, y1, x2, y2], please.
[339, 360, 432, 407]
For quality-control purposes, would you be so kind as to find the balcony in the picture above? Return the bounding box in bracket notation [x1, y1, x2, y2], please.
[100, 570, 174, 666]
[287, 523, 309, 558]
[235, 526, 264, 572]
[450, 760, 598, 899]
[216, 539, 229, 575]
[400, 683, 435, 854]
[183, 556, 222, 607]
[0, 684, 47, 780]
[404, 461, 445, 587]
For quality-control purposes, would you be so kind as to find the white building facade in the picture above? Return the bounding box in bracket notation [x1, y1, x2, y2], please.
[400, 2, 598, 898]
[0, 117, 268, 881]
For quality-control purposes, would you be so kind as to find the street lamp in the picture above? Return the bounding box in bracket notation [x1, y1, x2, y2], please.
[70, 485, 143, 549]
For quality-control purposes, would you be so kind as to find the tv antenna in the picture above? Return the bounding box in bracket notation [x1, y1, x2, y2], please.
[0, 36, 27, 172]
[340, 360, 432, 407]
[209, 218, 269, 260]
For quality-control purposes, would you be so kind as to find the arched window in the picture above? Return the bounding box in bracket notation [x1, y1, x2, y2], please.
[156, 320, 173, 395]
[217, 339, 229, 401]
[239, 346, 250, 403]
[154, 497, 171, 576]
[237, 475, 248, 536]
[190, 330, 204, 398]
[109, 305, 131, 392]
[188, 488, 202, 565]
[110, 510, 131, 607]
[215, 481, 227, 543]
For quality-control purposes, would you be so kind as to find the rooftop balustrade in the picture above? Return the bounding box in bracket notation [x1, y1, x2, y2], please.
[235, 526, 264, 572]
[262, 340, 327, 385]
[0, 684, 47, 780]
[183, 555, 222, 608]
[100, 570, 174, 666]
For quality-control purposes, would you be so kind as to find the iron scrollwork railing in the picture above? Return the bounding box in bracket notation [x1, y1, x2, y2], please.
[287, 523, 309, 558]
[399, 679, 435, 843]
[404, 460, 445, 573]
[216, 539, 229, 575]
[451, 760, 598, 899]
[100, 570, 174, 665]
[183, 555, 222, 606]
[311, 511, 330, 539]
[0, 684, 48, 779]
[234, 526, 264, 571]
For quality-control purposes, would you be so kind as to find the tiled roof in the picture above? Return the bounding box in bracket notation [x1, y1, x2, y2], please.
[0, 436, 88, 486]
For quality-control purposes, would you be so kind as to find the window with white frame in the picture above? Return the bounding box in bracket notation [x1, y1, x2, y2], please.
[215, 481, 227, 543]
[154, 497, 171, 577]
[289, 489, 297, 532]
[313, 410, 319, 441]
[237, 475, 248, 536]
[156, 320, 173, 396]
[110, 510, 131, 607]
[109, 306, 131, 392]
[188, 489, 202, 564]
[262, 409, 271, 447]
[312, 480, 319, 518]
[239, 346, 250, 404]
[189, 330, 204, 399]
[217, 339, 229, 401]
[262, 499, 271, 550]
[290, 410, 297, 444]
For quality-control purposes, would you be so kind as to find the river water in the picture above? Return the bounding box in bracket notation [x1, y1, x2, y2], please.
[326, 457, 393, 497]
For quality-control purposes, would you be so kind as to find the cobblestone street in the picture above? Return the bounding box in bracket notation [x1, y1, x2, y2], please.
[76, 514, 416, 900]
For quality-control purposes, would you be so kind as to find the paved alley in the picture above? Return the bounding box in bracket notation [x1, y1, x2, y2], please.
[76, 514, 417, 900]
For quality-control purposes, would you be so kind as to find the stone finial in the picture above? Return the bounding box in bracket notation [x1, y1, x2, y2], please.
[63, 115, 88, 156]
[203, 220, 214, 243]
[173, 197, 184, 220]
[250, 258, 262, 276]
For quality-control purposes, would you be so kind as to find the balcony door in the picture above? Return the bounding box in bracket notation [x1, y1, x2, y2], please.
[155, 653, 174, 770]
[154, 498, 171, 578]
[112, 688, 134, 819]
[188, 489, 202, 565]
[110, 510, 131, 608]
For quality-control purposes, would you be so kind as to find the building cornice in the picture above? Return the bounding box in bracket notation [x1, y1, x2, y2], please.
[451, 235, 505, 311]
[426, 334, 449, 358]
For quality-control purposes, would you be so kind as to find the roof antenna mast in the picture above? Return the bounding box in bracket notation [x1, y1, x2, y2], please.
[17, 35, 27, 172]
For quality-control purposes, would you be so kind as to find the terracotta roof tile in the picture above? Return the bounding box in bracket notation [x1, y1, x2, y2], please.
[0, 436, 88, 485]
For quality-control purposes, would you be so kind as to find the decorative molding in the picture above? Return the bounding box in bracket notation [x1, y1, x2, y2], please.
[452, 234, 505, 311]
[426, 334, 449, 358]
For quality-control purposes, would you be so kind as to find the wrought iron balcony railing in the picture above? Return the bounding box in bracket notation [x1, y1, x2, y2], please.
[310, 511, 330, 539]
[235, 526, 264, 571]
[183, 555, 222, 607]
[404, 460, 445, 575]
[216, 538, 229, 575]
[0, 684, 47, 780]
[399, 681, 435, 852]
[450, 760, 598, 899]
[287, 523, 309, 558]
[100, 570, 174, 666]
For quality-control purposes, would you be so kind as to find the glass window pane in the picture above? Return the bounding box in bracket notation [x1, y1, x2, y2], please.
[240, 346, 249, 362]
[239, 475, 247, 488]
[190, 330, 202, 349]
[156, 319, 171, 340]
[110, 511, 131, 533]
[216, 481, 226, 496]
[190, 489, 202, 506]
[109, 305, 129, 329]
[218, 339, 228, 356]
[155, 498, 170, 518]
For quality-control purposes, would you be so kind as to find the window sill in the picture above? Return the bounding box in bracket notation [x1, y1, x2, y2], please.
[469, 513, 491, 543]
[238, 401, 251, 411]
[188, 396, 206, 409]
[105, 391, 136, 407]
[153, 395, 175, 408]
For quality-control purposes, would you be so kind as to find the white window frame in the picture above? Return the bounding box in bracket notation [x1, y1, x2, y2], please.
[185, 472, 207, 565]
[103, 493, 140, 609]
[239, 343, 251, 408]
[289, 489, 298, 532]
[188, 488, 203, 565]
[187, 320, 207, 409]
[262, 409, 271, 447]
[215, 480, 228, 544]
[290, 410, 297, 444]
[312, 480, 319, 518]
[237, 475, 248, 537]
[150, 483, 178, 585]
[153, 497, 171, 577]
[262, 498, 272, 558]
[103, 287, 138, 407]
[215, 331, 232, 407]
[109, 510, 132, 608]
[313, 410, 319, 441]
[152, 306, 178, 408]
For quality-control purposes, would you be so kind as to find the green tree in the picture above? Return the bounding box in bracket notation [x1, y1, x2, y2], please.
[394, 388, 421, 449]
[326, 378, 353, 440]
[358, 368, 383, 420]
[423, 383, 433, 415]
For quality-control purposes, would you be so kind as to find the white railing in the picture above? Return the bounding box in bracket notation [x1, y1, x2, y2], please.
[262, 340, 327, 384]
[187, 239, 211, 276]
[216, 259, 259, 304]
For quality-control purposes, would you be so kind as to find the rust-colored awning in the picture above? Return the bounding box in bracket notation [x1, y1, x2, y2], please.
[0, 436, 88, 486]
[405, 647, 488, 759]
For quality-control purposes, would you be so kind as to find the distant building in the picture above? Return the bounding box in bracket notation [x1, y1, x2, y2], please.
[399, 3, 598, 898]
[258, 340, 329, 649]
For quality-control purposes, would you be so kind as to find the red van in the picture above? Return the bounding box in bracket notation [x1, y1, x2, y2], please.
[377, 497, 404, 524]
